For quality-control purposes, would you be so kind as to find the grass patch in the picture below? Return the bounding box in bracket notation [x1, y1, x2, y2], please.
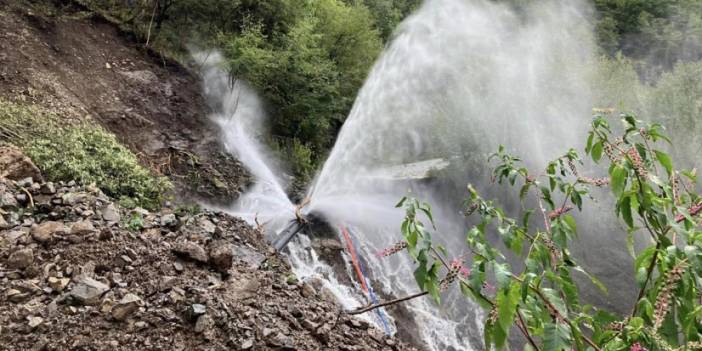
[0, 99, 171, 209]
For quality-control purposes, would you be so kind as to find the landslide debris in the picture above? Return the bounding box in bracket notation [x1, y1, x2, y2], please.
[0, 175, 415, 350]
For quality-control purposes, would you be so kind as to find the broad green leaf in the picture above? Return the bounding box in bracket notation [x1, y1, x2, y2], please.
[543, 322, 571, 351]
[610, 165, 627, 197]
[494, 262, 512, 290]
[654, 150, 673, 176]
[591, 140, 603, 163]
[619, 195, 634, 229]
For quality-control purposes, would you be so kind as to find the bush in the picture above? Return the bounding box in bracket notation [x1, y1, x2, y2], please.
[25, 126, 171, 209]
[0, 100, 171, 209]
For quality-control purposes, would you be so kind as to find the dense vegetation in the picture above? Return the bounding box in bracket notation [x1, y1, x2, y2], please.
[594, 0, 702, 75]
[0, 100, 171, 209]
[393, 113, 702, 350]
[81, 0, 418, 180]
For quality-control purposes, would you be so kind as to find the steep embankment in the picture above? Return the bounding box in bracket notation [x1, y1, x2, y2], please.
[0, 0, 248, 204]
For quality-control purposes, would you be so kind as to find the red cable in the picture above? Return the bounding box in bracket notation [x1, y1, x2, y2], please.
[341, 226, 369, 293]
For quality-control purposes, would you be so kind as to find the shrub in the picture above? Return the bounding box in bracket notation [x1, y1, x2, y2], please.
[25, 126, 171, 209]
[0, 100, 171, 209]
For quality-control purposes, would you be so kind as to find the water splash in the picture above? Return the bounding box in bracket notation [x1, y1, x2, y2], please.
[196, 52, 296, 232]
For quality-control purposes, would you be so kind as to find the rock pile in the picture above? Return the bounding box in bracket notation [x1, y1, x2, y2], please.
[0, 174, 416, 350]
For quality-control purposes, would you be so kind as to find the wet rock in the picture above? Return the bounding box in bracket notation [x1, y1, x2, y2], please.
[7, 248, 33, 269]
[101, 204, 120, 223]
[111, 293, 141, 321]
[32, 221, 67, 243]
[0, 145, 42, 181]
[347, 318, 369, 330]
[232, 245, 266, 269]
[301, 283, 317, 298]
[68, 276, 110, 306]
[173, 241, 208, 263]
[208, 243, 233, 273]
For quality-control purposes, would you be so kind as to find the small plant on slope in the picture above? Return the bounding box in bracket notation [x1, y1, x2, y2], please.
[370, 111, 701, 350]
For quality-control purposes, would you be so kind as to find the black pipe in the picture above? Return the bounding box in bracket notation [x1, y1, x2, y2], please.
[271, 220, 306, 252]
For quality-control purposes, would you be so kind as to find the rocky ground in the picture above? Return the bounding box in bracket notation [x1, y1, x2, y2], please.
[0, 148, 416, 351]
[0, 0, 251, 205]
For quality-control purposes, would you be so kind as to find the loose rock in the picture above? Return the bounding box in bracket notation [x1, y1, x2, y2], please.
[68, 276, 110, 306]
[111, 293, 141, 321]
[173, 241, 208, 263]
[208, 243, 234, 273]
[7, 248, 33, 269]
[31, 221, 67, 243]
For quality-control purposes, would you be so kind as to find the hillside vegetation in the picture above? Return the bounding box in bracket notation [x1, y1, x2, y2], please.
[76, 0, 702, 181]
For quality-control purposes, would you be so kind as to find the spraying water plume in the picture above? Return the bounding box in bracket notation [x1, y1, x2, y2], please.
[199, 0, 617, 349]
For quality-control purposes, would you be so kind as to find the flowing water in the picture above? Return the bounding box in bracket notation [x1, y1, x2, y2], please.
[199, 0, 605, 349]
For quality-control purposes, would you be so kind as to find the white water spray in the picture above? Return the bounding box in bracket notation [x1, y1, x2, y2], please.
[201, 0, 602, 349]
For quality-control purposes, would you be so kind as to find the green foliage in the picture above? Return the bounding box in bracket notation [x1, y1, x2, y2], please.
[396, 112, 702, 350]
[343, 0, 421, 39]
[25, 126, 171, 209]
[0, 100, 171, 209]
[594, 0, 702, 70]
[124, 212, 145, 232]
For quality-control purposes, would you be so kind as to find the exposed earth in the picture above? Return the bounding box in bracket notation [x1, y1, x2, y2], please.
[0, 0, 251, 205]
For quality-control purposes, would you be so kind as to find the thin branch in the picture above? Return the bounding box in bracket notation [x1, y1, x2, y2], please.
[517, 309, 540, 351]
[145, 0, 158, 47]
[347, 291, 428, 315]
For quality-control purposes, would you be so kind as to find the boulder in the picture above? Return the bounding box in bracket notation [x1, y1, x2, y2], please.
[101, 204, 120, 223]
[160, 213, 178, 227]
[31, 221, 67, 243]
[0, 145, 42, 182]
[208, 242, 234, 273]
[173, 241, 208, 263]
[70, 221, 96, 236]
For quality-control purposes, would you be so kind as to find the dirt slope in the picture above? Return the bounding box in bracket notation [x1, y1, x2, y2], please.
[0, 0, 250, 205]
